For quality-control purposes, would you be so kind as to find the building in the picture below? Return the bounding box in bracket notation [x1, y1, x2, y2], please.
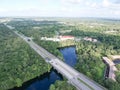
[83, 37, 97, 42]
[41, 35, 75, 42]
[41, 37, 60, 42]
[59, 35, 75, 41]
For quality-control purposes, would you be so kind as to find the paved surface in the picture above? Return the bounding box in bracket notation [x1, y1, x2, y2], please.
[14, 31, 106, 90]
[103, 57, 118, 81]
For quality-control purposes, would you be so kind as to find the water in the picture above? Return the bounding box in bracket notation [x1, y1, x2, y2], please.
[11, 46, 77, 90]
[113, 59, 120, 64]
[10, 69, 63, 90]
[25, 69, 62, 90]
[59, 46, 77, 67]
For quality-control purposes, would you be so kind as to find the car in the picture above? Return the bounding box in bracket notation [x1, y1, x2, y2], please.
[27, 39, 31, 41]
[45, 57, 51, 61]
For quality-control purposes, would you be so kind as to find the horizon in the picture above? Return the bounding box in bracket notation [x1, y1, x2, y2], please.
[0, 16, 120, 20]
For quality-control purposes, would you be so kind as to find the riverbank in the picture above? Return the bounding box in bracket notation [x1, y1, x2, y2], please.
[0, 25, 53, 90]
[58, 40, 75, 48]
[10, 68, 63, 90]
[10, 46, 78, 90]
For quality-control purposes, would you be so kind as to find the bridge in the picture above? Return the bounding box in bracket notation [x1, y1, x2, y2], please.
[103, 57, 118, 81]
[14, 31, 106, 90]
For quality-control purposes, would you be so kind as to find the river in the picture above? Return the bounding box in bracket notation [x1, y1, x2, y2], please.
[113, 59, 120, 64]
[59, 46, 77, 67]
[11, 46, 77, 90]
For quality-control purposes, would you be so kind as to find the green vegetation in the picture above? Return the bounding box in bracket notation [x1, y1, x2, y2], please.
[58, 40, 75, 48]
[7, 18, 120, 90]
[76, 41, 109, 81]
[34, 40, 63, 60]
[64, 20, 120, 90]
[104, 79, 120, 90]
[49, 80, 76, 90]
[116, 72, 120, 83]
[0, 24, 51, 90]
[116, 64, 120, 70]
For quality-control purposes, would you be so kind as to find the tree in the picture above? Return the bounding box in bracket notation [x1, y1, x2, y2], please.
[50, 84, 55, 90]
[16, 78, 22, 87]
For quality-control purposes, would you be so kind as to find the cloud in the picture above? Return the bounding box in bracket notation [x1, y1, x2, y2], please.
[101, 0, 120, 11]
[102, 0, 110, 7]
[91, 2, 98, 8]
[85, 1, 100, 8]
[85, 1, 90, 6]
[62, 0, 82, 4]
[111, 10, 120, 15]
[61, 7, 73, 12]
[85, 0, 120, 9]
[114, 0, 120, 4]
[0, 8, 7, 12]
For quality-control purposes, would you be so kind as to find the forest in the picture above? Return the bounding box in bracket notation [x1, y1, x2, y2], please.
[7, 18, 120, 90]
[0, 24, 51, 90]
[49, 80, 76, 90]
[63, 21, 120, 90]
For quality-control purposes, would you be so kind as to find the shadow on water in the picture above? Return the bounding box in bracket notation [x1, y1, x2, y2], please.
[9, 68, 63, 90]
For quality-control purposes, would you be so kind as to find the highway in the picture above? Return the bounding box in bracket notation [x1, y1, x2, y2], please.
[14, 31, 106, 90]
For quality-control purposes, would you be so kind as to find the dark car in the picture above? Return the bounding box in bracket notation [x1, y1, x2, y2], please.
[27, 39, 31, 41]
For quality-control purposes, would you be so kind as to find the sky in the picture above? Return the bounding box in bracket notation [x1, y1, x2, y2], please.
[0, 0, 120, 18]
